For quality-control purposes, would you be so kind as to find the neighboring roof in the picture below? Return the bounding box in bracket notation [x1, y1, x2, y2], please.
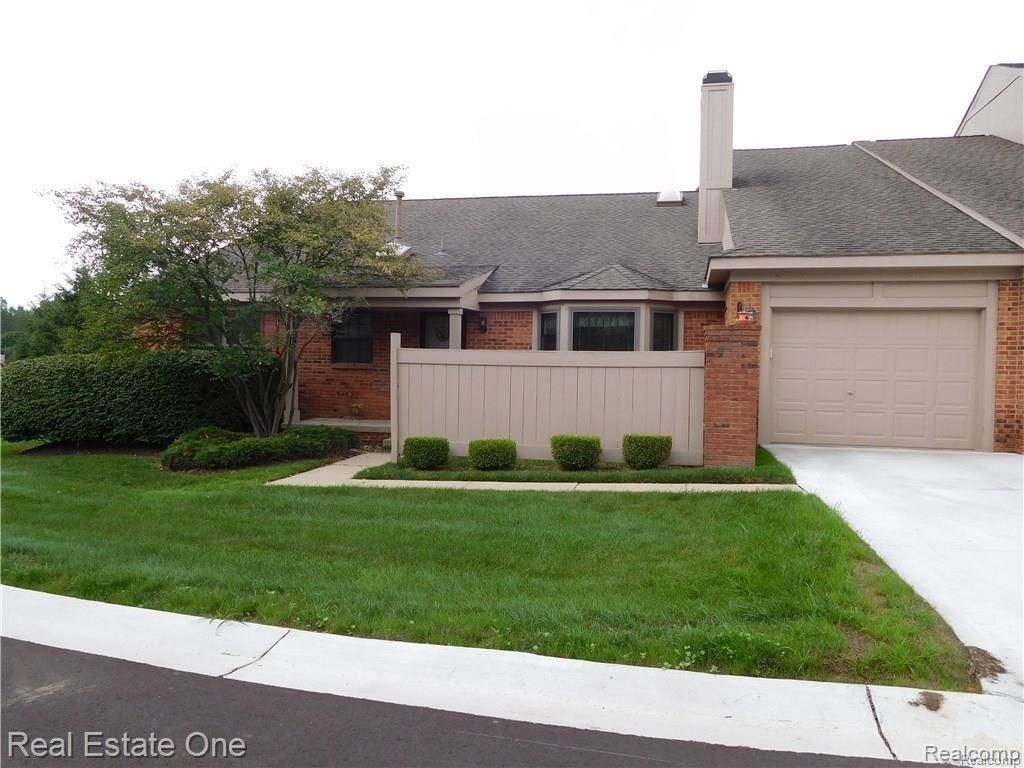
[393, 193, 721, 292]
[857, 136, 1023, 239]
[721, 143, 1022, 258]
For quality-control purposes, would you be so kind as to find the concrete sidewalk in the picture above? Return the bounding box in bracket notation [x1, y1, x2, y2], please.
[267, 452, 803, 493]
[2, 586, 1020, 764]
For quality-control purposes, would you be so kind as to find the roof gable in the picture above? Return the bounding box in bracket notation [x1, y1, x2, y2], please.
[543, 263, 672, 290]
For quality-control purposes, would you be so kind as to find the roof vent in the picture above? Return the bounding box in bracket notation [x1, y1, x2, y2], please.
[655, 190, 685, 207]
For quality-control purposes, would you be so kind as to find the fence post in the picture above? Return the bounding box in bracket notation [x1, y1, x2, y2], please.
[390, 332, 401, 461]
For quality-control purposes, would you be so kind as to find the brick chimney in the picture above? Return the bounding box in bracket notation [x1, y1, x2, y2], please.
[697, 71, 734, 244]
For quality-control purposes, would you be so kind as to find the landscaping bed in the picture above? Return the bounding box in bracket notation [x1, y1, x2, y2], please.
[1, 441, 974, 690]
[355, 446, 796, 484]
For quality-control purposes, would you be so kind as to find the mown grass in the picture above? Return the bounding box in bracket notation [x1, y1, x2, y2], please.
[0, 441, 972, 690]
[356, 446, 796, 484]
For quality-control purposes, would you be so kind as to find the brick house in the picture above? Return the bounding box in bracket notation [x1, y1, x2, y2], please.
[269, 65, 1023, 461]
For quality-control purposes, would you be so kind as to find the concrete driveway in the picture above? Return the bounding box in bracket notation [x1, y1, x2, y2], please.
[768, 445, 1023, 700]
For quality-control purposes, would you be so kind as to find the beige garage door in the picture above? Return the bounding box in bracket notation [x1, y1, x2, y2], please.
[770, 309, 981, 449]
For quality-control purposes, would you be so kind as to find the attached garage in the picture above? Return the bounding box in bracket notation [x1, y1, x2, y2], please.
[761, 281, 999, 451]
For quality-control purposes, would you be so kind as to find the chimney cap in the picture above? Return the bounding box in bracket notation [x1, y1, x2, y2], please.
[395, 190, 405, 199]
[702, 70, 732, 85]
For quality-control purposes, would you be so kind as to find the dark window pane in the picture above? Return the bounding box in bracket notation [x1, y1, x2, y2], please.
[652, 312, 675, 351]
[572, 311, 635, 351]
[332, 310, 373, 363]
[540, 312, 558, 351]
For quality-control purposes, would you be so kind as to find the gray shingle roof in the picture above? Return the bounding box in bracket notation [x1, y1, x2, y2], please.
[857, 136, 1023, 239]
[363, 263, 494, 288]
[395, 192, 721, 292]
[543, 263, 673, 290]
[722, 144, 1022, 257]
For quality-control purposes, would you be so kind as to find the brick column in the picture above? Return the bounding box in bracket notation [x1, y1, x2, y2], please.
[995, 278, 1023, 453]
[704, 325, 760, 466]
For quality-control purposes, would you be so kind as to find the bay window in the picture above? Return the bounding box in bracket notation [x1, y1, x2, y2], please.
[571, 310, 636, 351]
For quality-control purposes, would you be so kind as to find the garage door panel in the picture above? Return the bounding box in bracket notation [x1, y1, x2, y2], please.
[894, 348, 931, 373]
[813, 347, 848, 371]
[853, 379, 888, 404]
[774, 345, 809, 371]
[774, 377, 808, 402]
[892, 412, 927, 440]
[935, 381, 972, 407]
[770, 309, 980, 449]
[938, 312, 978, 340]
[892, 380, 928, 406]
[852, 411, 890, 438]
[935, 414, 971, 441]
[937, 348, 974, 374]
[812, 410, 848, 437]
[854, 347, 888, 373]
[774, 409, 807, 437]
[814, 378, 848, 403]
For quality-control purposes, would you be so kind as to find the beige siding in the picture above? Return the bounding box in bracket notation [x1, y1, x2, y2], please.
[391, 338, 704, 465]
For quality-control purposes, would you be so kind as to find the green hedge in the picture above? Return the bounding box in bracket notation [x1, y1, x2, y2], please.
[161, 424, 357, 471]
[550, 434, 601, 471]
[468, 438, 517, 470]
[402, 437, 449, 470]
[622, 434, 673, 470]
[1, 352, 251, 445]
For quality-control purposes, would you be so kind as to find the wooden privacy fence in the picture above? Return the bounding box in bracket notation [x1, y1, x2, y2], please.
[389, 333, 705, 465]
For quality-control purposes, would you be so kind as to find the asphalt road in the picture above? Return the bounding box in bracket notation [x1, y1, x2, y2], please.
[2, 638, 923, 767]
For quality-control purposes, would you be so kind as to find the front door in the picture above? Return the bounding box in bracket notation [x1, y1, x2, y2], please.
[420, 312, 451, 349]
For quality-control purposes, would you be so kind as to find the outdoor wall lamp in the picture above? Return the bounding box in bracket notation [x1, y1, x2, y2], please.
[736, 302, 757, 324]
[479, 314, 488, 333]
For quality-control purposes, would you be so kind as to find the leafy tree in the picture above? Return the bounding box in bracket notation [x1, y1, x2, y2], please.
[0, 299, 32, 360]
[57, 168, 428, 435]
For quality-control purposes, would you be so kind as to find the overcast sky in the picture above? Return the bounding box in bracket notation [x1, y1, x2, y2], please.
[1, 0, 1021, 305]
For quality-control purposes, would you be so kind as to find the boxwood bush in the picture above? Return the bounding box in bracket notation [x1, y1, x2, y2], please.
[468, 438, 517, 470]
[161, 424, 357, 471]
[550, 434, 601, 471]
[1, 351, 251, 445]
[402, 437, 449, 470]
[622, 434, 673, 470]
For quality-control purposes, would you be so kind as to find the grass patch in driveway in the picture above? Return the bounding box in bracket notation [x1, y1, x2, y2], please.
[1, 441, 972, 690]
[356, 446, 795, 484]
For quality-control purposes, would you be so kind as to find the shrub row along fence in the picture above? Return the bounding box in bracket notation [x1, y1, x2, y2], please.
[390, 333, 705, 465]
[1, 352, 252, 445]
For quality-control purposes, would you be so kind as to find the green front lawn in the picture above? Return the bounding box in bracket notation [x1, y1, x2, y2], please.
[356, 446, 796, 484]
[1, 442, 972, 690]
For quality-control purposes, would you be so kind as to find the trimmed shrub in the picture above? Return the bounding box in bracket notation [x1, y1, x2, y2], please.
[622, 434, 673, 470]
[468, 438, 517, 471]
[550, 434, 601, 471]
[403, 437, 450, 470]
[1, 351, 251, 445]
[161, 424, 357, 471]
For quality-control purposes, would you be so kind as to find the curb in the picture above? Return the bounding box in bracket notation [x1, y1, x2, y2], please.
[3, 586, 1020, 763]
